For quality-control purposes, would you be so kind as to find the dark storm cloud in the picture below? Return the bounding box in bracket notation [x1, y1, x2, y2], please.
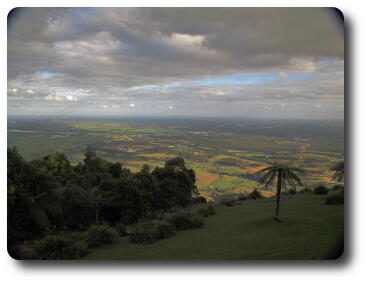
[7, 8, 344, 118]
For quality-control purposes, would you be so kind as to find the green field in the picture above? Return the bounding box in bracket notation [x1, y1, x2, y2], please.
[84, 195, 344, 260]
[8, 118, 344, 200]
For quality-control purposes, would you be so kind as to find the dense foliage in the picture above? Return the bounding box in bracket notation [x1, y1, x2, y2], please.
[248, 189, 263, 200]
[129, 220, 175, 244]
[34, 232, 88, 260]
[165, 212, 204, 230]
[83, 225, 119, 248]
[7, 146, 199, 258]
[196, 203, 216, 217]
[314, 185, 329, 195]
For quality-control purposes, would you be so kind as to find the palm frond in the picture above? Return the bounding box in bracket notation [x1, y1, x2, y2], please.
[256, 163, 303, 189]
[258, 169, 277, 185]
[255, 165, 278, 174]
[287, 170, 303, 186]
[331, 161, 344, 181]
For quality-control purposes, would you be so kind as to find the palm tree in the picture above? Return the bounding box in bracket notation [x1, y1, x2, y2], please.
[256, 163, 303, 221]
[331, 161, 344, 182]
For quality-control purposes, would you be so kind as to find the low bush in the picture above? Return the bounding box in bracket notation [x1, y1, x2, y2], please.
[154, 220, 175, 239]
[222, 199, 236, 207]
[129, 222, 159, 244]
[237, 194, 247, 201]
[325, 193, 344, 205]
[83, 224, 119, 248]
[115, 223, 129, 236]
[165, 212, 204, 230]
[34, 233, 88, 260]
[129, 220, 175, 244]
[332, 184, 344, 192]
[299, 187, 313, 194]
[248, 189, 263, 200]
[314, 185, 329, 195]
[288, 189, 297, 195]
[192, 196, 207, 204]
[196, 203, 216, 217]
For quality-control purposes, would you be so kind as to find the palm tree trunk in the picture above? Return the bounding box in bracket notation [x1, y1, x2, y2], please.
[275, 173, 282, 217]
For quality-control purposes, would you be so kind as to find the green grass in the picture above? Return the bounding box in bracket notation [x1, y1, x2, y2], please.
[84, 195, 343, 260]
[210, 175, 258, 192]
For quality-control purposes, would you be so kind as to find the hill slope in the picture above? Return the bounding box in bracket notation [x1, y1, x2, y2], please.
[84, 195, 344, 260]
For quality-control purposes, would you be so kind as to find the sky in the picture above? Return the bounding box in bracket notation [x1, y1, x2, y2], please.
[7, 8, 344, 119]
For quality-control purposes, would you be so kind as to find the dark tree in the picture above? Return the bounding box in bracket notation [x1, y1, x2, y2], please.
[7, 147, 62, 251]
[256, 163, 303, 221]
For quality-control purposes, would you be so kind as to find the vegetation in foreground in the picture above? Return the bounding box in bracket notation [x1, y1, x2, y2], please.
[84, 194, 344, 260]
[7, 146, 199, 259]
[7, 146, 344, 260]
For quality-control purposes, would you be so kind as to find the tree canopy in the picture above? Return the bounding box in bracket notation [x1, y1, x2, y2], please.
[7, 147, 199, 255]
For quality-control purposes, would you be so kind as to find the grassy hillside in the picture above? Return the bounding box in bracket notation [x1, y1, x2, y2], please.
[84, 194, 343, 260]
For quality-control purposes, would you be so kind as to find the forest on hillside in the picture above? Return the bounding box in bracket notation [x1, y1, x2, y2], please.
[7, 146, 202, 258]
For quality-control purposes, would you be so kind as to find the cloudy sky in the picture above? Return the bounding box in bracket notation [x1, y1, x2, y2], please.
[7, 8, 344, 119]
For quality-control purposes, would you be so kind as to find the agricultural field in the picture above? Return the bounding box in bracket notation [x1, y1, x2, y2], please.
[7, 117, 344, 200]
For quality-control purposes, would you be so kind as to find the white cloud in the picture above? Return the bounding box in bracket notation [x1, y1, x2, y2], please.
[290, 57, 317, 73]
[168, 105, 174, 110]
[44, 95, 77, 102]
[8, 88, 18, 95]
[277, 72, 288, 78]
[66, 95, 77, 101]
[129, 103, 136, 108]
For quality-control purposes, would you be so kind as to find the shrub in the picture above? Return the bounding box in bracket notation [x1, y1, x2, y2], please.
[129, 220, 175, 244]
[165, 212, 204, 230]
[314, 185, 329, 195]
[223, 199, 236, 206]
[115, 223, 129, 236]
[129, 222, 159, 244]
[222, 199, 236, 207]
[288, 189, 297, 195]
[299, 187, 313, 194]
[248, 189, 263, 200]
[332, 184, 344, 191]
[325, 193, 344, 205]
[34, 233, 88, 260]
[237, 194, 247, 201]
[192, 196, 207, 204]
[196, 203, 216, 217]
[83, 224, 119, 248]
[154, 220, 175, 239]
